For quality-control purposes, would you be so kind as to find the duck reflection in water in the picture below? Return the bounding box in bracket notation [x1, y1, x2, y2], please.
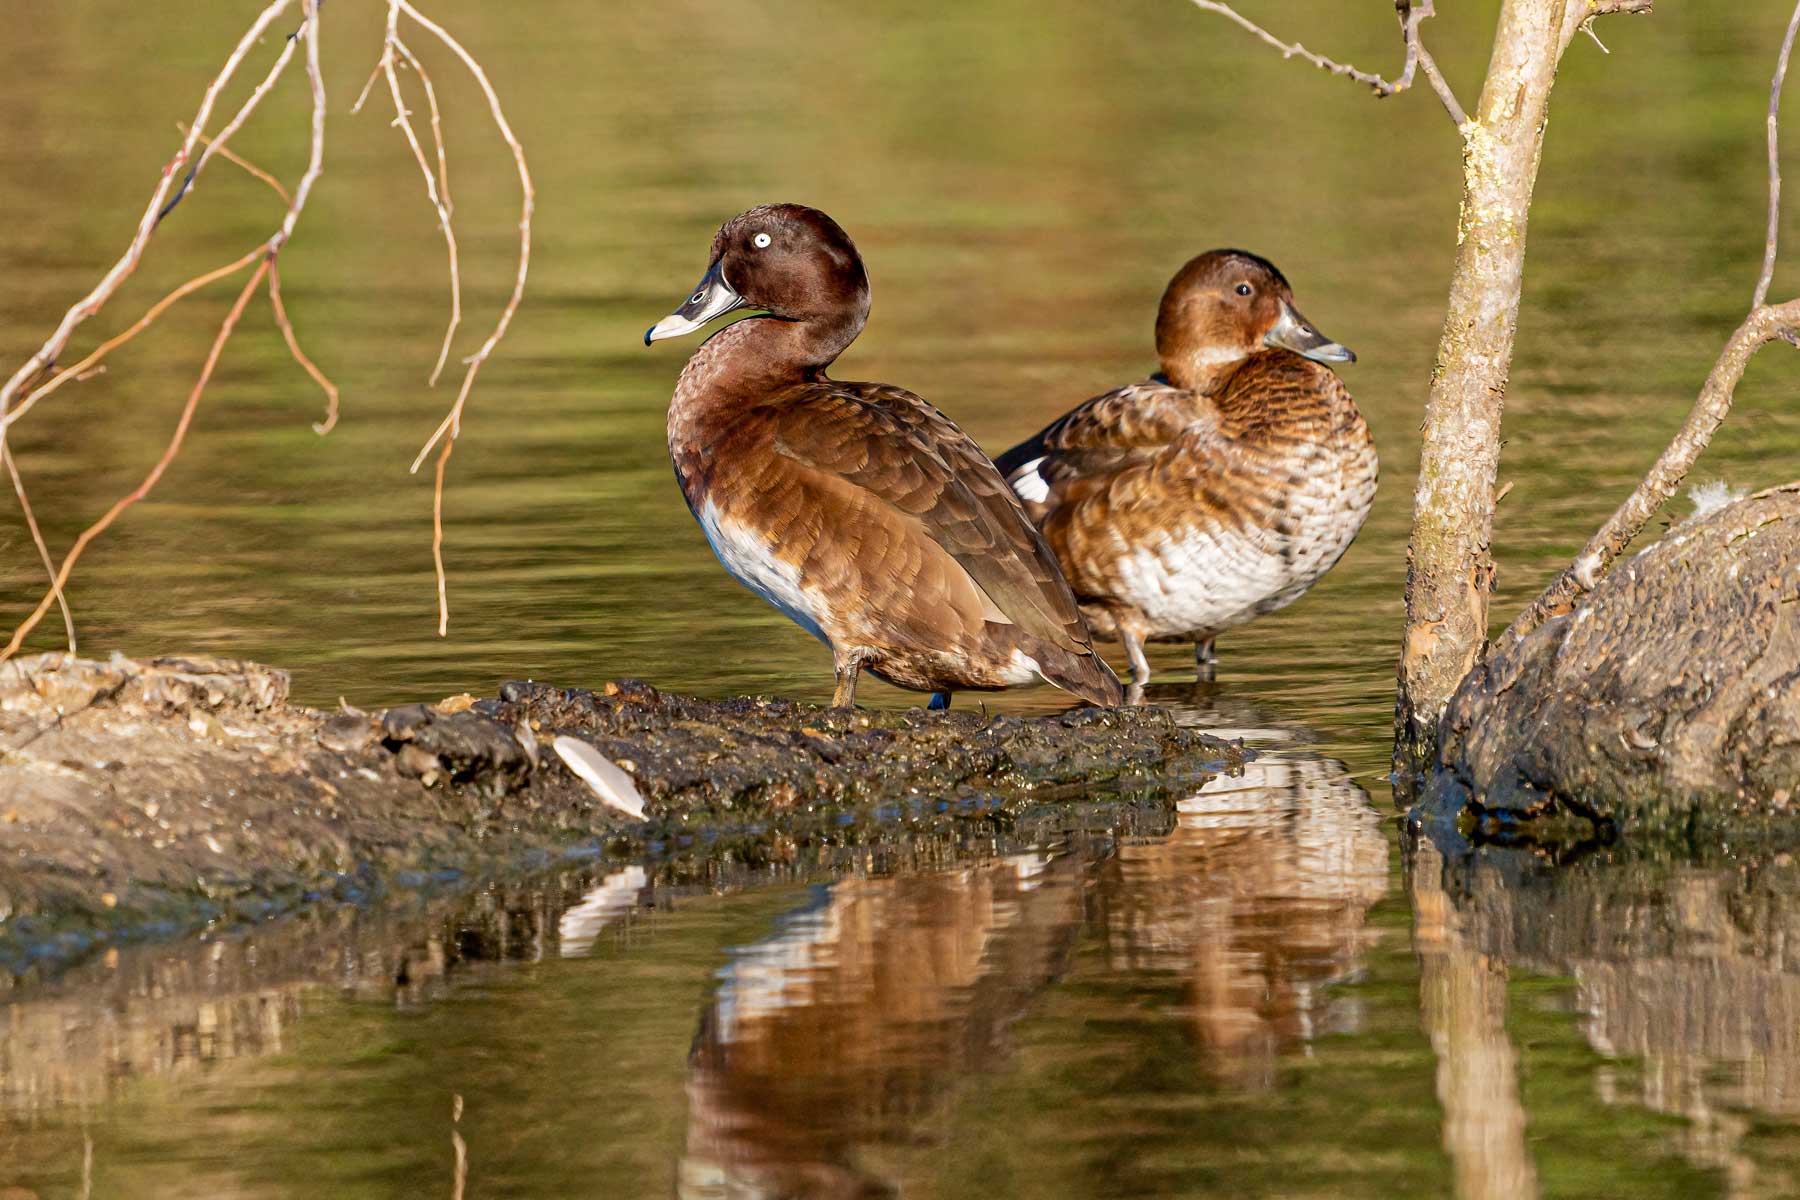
[678, 856, 1088, 1199]
[1096, 684, 1389, 1089]
[676, 687, 1388, 1197]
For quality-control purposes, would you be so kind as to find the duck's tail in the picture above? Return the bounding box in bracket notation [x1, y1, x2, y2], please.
[1033, 640, 1125, 707]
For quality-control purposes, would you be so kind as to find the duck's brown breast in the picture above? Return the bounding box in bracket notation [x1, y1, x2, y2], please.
[669, 341, 1113, 693]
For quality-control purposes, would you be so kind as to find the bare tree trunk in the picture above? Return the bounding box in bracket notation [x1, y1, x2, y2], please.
[1396, 0, 1646, 780]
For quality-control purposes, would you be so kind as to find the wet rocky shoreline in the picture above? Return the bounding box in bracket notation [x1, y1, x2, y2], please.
[0, 653, 1243, 975]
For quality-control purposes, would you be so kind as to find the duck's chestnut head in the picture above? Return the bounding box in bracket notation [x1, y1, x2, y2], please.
[646, 204, 870, 345]
[1154, 249, 1353, 390]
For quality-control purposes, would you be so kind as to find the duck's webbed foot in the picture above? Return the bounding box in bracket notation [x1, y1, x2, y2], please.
[927, 691, 952, 711]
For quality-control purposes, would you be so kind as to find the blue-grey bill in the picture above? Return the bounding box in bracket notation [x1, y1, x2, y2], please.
[645, 261, 745, 345]
[1266, 300, 1355, 364]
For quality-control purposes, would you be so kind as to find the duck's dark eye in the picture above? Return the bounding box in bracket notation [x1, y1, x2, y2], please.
[1235, 283, 1253, 297]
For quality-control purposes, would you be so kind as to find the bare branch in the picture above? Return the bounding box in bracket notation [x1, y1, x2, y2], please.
[393, 0, 535, 636]
[394, 39, 454, 218]
[1400, 2, 1469, 126]
[3, 259, 273, 659]
[1757, 1, 1800, 309]
[381, 4, 461, 387]
[269, 260, 341, 435]
[274, 0, 326, 253]
[0, 249, 265, 436]
[0, 0, 293, 644]
[431, 436, 455, 638]
[179, 122, 291, 205]
[3, 447, 73, 653]
[1506, 0, 1791, 641]
[163, 25, 300, 224]
[1506, 298, 1800, 640]
[1562, 1, 1654, 56]
[1183, 0, 1467, 124]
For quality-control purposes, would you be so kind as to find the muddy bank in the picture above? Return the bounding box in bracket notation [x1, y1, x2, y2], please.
[0, 653, 1240, 974]
[1417, 483, 1800, 842]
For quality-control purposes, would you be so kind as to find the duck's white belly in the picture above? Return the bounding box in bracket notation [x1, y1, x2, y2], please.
[695, 499, 832, 647]
[1114, 481, 1372, 639]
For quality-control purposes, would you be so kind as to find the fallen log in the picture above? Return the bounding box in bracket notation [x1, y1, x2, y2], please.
[0, 653, 1239, 973]
[1416, 482, 1800, 842]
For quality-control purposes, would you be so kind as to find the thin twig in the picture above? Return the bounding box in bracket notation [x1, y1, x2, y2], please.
[1756, 0, 1800, 309]
[3, 260, 273, 659]
[0, 249, 266, 435]
[383, 4, 461, 386]
[178, 122, 291, 205]
[394, 38, 453, 217]
[269, 260, 342, 434]
[1184, 0, 1398, 92]
[395, 0, 535, 636]
[2, 446, 74, 652]
[352, 54, 387, 114]
[432, 436, 455, 636]
[1562, 2, 1655, 56]
[1504, 299, 1800, 640]
[1402, 2, 1469, 125]
[0, 0, 293, 648]
[1184, 0, 1467, 123]
[1505, 0, 1793, 640]
[273, 0, 327, 253]
[163, 25, 301, 225]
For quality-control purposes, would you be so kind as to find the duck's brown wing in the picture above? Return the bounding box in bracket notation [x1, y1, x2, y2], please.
[768, 381, 1093, 657]
[994, 378, 1216, 510]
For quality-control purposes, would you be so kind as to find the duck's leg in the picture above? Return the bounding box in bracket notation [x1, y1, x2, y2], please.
[928, 691, 952, 711]
[1195, 636, 1217, 683]
[1122, 630, 1151, 688]
[832, 650, 866, 709]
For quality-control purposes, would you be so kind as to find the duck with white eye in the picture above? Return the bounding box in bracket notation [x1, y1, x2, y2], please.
[644, 204, 1123, 711]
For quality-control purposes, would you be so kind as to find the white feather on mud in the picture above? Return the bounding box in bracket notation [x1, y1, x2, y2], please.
[553, 735, 647, 820]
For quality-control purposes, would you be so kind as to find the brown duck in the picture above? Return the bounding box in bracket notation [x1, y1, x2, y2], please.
[645, 204, 1122, 710]
[995, 250, 1377, 689]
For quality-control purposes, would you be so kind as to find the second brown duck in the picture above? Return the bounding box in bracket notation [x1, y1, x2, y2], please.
[994, 250, 1377, 689]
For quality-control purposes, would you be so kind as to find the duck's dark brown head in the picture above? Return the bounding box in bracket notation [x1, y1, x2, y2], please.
[645, 204, 871, 358]
[1154, 249, 1353, 392]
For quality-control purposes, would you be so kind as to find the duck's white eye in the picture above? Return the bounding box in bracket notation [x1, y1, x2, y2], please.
[752, 232, 773, 249]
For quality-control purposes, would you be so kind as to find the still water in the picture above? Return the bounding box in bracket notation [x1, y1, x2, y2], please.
[4, 1, 1800, 1195]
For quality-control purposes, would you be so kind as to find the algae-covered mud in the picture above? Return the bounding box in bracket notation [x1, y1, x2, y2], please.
[0, 653, 1238, 973]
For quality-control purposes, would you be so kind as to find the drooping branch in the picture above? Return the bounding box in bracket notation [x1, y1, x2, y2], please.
[1506, 300, 1800, 639]
[394, 0, 535, 637]
[370, 1, 462, 387]
[2, 260, 273, 659]
[3, 0, 535, 658]
[1505, 0, 1799, 642]
[2, 447, 72, 653]
[0, 0, 294, 420]
[1184, 0, 1468, 125]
